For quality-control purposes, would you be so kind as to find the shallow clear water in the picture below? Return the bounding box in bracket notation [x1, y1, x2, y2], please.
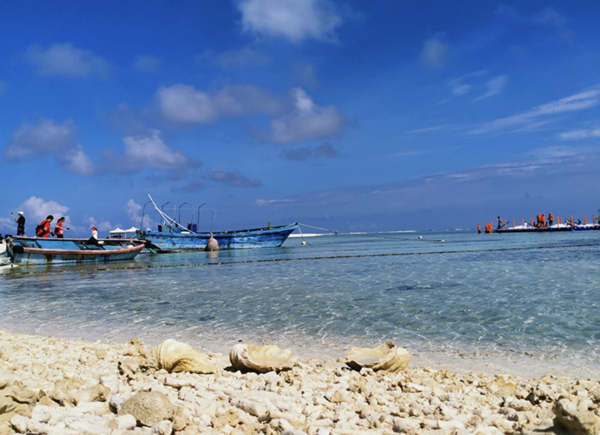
[1, 230, 600, 377]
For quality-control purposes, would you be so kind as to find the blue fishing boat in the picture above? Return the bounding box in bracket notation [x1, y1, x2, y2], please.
[5, 236, 145, 265]
[135, 195, 298, 252]
[139, 223, 298, 252]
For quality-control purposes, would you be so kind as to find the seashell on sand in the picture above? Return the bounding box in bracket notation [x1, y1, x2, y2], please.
[229, 343, 298, 373]
[154, 339, 217, 374]
[345, 341, 410, 373]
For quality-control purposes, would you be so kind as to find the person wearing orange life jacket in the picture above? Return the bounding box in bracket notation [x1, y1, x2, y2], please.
[541, 213, 546, 228]
[485, 223, 493, 233]
[548, 213, 554, 227]
[36, 215, 54, 238]
[536, 213, 542, 228]
[477, 223, 481, 234]
[497, 216, 503, 230]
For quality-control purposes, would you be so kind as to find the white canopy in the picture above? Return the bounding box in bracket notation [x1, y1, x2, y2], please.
[110, 227, 139, 234]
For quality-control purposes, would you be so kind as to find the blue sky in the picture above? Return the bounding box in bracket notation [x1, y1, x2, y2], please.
[2, 1, 600, 235]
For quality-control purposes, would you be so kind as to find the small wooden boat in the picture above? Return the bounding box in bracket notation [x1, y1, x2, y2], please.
[139, 223, 298, 252]
[5, 236, 145, 265]
[137, 195, 298, 252]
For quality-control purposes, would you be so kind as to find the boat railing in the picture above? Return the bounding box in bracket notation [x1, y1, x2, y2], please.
[198, 203, 216, 234]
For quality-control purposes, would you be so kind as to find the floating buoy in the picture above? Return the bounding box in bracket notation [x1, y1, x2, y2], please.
[301, 241, 307, 245]
[418, 236, 422, 239]
[205, 234, 219, 251]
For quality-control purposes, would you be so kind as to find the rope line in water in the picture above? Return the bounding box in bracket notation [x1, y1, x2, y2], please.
[6, 242, 600, 276]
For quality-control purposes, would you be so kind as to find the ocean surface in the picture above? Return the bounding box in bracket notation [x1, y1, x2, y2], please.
[1, 229, 600, 379]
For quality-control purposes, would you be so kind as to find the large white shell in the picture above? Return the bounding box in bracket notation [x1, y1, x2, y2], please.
[229, 343, 298, 373]
[345, 341, 410, 373]
[154, 339, 217, 374]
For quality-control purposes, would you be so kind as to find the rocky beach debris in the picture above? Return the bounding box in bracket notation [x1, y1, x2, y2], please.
[1, 330, 599, 435]
[229, 344, 298, 374]
[345, 342, 410, 374]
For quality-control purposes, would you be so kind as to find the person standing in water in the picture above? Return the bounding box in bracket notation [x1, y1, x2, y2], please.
[13, 211, 26, 236]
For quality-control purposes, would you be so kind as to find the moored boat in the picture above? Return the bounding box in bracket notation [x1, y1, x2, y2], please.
[5, 236, 145, 265]
[137, 195, 298, 252]
[138, 223, 299, 252]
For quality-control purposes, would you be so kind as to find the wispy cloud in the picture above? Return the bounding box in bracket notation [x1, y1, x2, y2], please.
[237, 0, 342, 43]
[470, 90, 600, 134]
[214, 48, 272, 68]
[25, 43, 109, 78]
[472, 75, 507, 102]
[420, 37, 448, 68]
[405, 125, 449, 134]
[212, 170, 262, 188]
[254, 198, 297, 207]
[133, 55, 161, 72]
[558, 127, 600, 140]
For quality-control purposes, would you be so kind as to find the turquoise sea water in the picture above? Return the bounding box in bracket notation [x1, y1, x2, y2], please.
[1, 230, 599, 377]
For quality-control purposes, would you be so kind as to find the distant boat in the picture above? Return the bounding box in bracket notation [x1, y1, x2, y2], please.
[136, 195, 298, 252]
[5, 236, 145, 265]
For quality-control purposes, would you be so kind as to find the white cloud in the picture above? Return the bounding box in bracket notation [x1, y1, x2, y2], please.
[558, 128, 600, 140]
[5, 118, 96, 176]
[255, 198, 297, 206]
[5, 118, 76, 161]
[420, 38, 448, 68]
[124, 199, 153, 229]
[156, 84, 283, 125]
[472, 75, 507, 101]
[20, 197, 70, 223]
[237, 0, 342, 43]
[86, 216, 113, 233]
[471, 90, 600, 134]
[266, 88, 346, 145]
[122, 130, 190, 170]
[25, 43, 109, 78]
[58, 144, 96, 176]
[133, 55, 160, 72]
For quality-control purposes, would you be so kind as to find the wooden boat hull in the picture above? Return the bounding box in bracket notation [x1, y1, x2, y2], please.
[6, 237, 145, 265]
[139, 223, 298, 252]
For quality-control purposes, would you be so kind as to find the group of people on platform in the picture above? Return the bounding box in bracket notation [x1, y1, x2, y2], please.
[534, 212, 554, 228]
[11, 212, 98, 239]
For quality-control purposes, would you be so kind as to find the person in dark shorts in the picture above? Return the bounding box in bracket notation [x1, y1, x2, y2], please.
[13, 211, 26, 236]
[54, 217, 69, 238]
